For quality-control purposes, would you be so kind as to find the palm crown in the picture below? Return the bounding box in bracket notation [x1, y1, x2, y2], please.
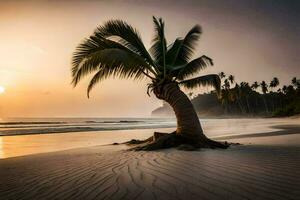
[71, 17, 220, 97]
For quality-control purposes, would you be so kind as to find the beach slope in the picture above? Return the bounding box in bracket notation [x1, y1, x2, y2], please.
[0, 133, 300, 200]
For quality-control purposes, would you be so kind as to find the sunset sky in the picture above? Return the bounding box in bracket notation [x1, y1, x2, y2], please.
[0, 0, 299, 118]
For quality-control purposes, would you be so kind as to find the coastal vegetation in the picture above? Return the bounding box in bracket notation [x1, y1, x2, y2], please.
[71, 17, 228, 150]
[153, 74, 300, 118]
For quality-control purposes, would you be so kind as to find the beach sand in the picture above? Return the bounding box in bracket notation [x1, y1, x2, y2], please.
[0, 126, 300, 200]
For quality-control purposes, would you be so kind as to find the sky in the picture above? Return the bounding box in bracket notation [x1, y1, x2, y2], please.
[0, 0, 299, 118]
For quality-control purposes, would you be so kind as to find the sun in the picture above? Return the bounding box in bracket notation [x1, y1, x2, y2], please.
[0, 86, 5, 94]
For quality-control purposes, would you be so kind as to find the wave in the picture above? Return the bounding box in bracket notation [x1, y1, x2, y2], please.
[0, 118, 176, 136]
[0, 122, 67, 125]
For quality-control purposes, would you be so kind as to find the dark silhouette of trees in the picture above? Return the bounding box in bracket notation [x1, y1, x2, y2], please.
[154, 75, 300, 117]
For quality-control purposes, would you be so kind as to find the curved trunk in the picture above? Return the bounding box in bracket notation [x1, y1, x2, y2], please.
[154, 82, 207, 142]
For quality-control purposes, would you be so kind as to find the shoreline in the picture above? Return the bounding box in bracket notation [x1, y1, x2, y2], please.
[0, 125, 176, 137]
[1, 116, 298, 137]
[213, 125, 300, 140]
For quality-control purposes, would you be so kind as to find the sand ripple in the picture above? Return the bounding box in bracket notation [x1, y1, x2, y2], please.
[0, 145, 299, 200]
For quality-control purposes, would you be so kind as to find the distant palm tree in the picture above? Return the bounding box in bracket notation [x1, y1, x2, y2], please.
[260, 81, 269, 112]
[282, 85, 287, 94]
[269, 77, 279, 110]
[250, 81, 260, 111]
[273, 77, 279, 87]
[260, 81, 268, 94]
[291, 77, 300, 90]
[71, 17, 226, 149]
[223, 79, 230, 89]
[292, 77, 297, 87]
[251, 81, 259, 91]
[270, 77, 279, 92]
[228, 75, 234, 85]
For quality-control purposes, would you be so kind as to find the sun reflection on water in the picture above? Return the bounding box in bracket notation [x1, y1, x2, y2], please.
[0, 137, 4, 158]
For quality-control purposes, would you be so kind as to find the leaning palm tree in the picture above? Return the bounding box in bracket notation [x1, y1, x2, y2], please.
[71, 17, 228, 150]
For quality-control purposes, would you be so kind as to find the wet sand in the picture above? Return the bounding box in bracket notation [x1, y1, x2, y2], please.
[0, 128, 300, 200]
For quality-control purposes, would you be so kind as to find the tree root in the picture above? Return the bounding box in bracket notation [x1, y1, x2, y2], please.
[122, 131, 230, 151]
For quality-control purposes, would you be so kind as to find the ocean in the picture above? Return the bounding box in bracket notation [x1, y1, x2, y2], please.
[0, 117, 290, 137]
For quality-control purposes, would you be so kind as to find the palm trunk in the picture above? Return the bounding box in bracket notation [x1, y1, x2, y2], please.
[131, 81, 228, 151]
[153, 82, 207, 142]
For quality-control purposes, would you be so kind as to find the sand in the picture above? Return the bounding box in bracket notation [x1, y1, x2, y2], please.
[0, 131, 300, 200]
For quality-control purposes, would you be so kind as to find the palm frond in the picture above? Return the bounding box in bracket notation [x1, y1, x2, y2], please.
[165, 25, 202, 66]
[179, 74, 220, 94]
[72, 48, 150, 89]
[165, 38, 182, 66]
[149, 17, 167, 72]
[72, 36, 155, 86]
[94, 20, 157, 72]
[87, 69, 105, 98]
[173, 55, 213, 80]
[72, 36, 135, 81]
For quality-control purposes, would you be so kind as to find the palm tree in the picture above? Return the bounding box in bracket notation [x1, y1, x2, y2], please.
[251, 81, 259, 112]
[260, 81, 269, 113]
[221, 79, 231, 113]
[251, 81, 259, 91]
[269, 77, 279, 110]
[228, 75, 234, 85]
[292, 77, 297, 88]
[223, 79, 230, 90]
[71, 17, 227, 150]
[282, 85, 287, 94]
[260, 81, 268, 94]
[291, 77, 300, 90]
[273, 77, 279, 88]
[269, 77, 279, 92]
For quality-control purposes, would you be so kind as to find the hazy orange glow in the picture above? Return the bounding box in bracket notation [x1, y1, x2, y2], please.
[0, 0, 299, 117]
[0, 86, 5, 94]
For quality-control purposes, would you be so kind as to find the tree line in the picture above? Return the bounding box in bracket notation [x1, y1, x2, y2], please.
[217, 72, 300, 116]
